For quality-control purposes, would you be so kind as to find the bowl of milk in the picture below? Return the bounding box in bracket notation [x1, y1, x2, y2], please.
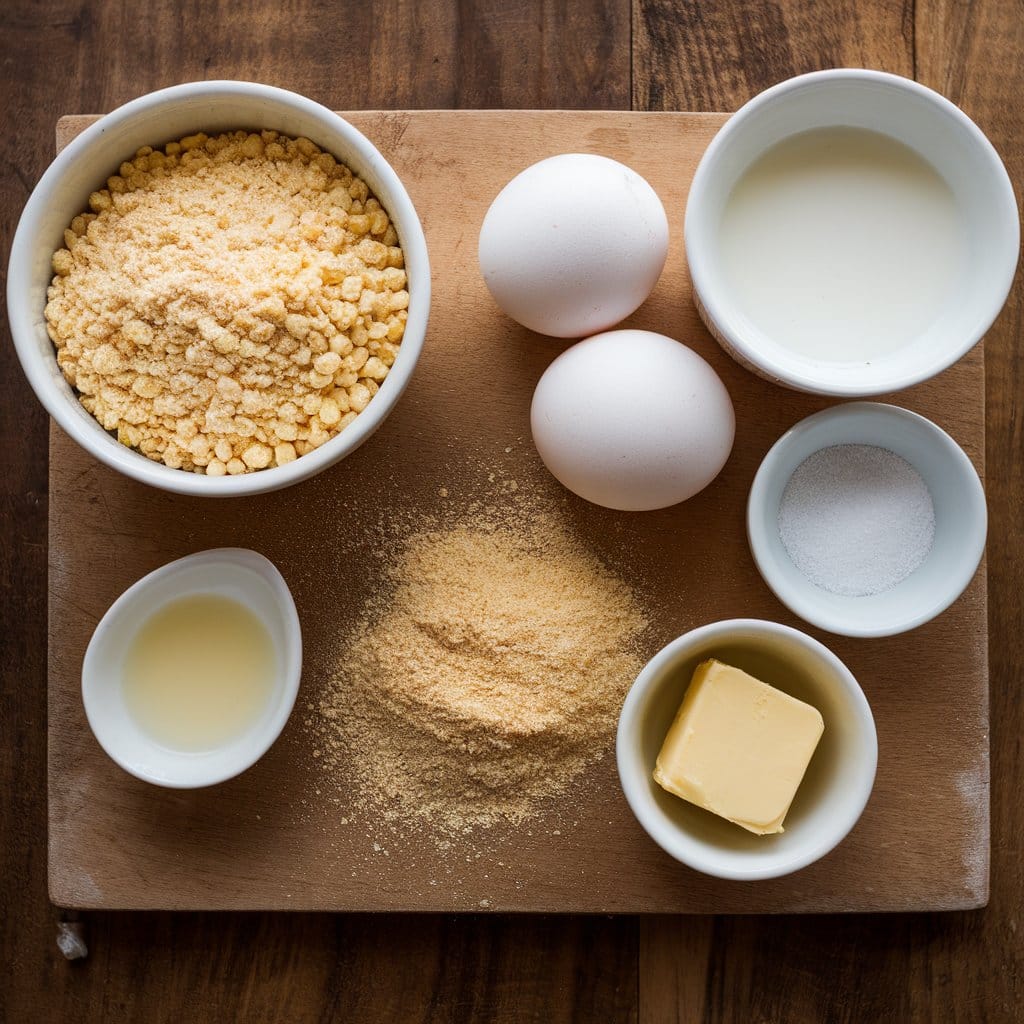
[685, 69, 1018, 396]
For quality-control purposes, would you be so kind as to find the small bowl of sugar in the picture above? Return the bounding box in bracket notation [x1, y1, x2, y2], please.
[747, 402, 986, 638]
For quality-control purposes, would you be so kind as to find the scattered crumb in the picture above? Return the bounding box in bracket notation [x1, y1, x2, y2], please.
[56, 921, 88, 961]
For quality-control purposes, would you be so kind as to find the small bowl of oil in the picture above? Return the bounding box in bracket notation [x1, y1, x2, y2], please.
[82, 548, 302, 788]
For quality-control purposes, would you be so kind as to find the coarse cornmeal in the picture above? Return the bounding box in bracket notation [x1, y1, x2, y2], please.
[44, 130, 408, 474]
[314, 509, 649, 837]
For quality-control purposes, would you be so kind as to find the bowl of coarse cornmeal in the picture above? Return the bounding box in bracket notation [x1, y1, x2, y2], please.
[8, 81, 430, 496]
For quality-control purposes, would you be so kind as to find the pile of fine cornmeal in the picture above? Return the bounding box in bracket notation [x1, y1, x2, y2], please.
[314, 509, 648, 836]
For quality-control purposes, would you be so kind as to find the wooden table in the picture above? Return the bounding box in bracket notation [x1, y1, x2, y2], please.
[2, 1, 1021, 1020]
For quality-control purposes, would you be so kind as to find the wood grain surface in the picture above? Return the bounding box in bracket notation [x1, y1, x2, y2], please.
[2, 0, 1021, 1021]
[49, 109, 987, 915]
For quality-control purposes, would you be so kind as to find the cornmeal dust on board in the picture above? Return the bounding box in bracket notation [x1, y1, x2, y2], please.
[313, 498, 648, 839]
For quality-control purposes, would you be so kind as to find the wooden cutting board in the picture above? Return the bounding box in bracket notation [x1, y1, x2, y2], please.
[48, 111, 989, 913]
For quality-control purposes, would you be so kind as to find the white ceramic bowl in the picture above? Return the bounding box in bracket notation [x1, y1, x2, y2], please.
[748, 402, 986, 637]
[7, 81, 430, 496]
[685, 69, 1018, 396]
[617, 619, 877, 880]
[82, 548, 302, 787]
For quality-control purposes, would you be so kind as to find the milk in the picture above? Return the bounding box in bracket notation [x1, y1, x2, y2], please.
[718, 127, 963, 362]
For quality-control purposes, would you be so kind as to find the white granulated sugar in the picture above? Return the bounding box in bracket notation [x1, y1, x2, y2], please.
[778, 444, 936, 597]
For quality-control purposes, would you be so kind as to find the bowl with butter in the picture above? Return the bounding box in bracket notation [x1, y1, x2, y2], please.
[82, 548, 302, 788]
[616, 618, 877, 880]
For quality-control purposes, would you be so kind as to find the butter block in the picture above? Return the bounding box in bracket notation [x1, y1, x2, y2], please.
[653, 659, 824, 835]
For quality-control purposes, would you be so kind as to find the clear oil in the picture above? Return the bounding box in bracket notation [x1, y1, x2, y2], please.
[122, 593, 275, 752]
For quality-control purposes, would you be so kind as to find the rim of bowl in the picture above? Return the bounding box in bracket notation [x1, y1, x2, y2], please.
[82, 547, 302, 788]
[685, 68, 1020, 397]
[7, 80, 431, 497]
[746, 402, 988, 637]
[616, 618, 878, 881]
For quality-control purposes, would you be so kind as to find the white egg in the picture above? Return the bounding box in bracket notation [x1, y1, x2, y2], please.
[478, 154, 669, 338]
[530, 330, 735, 511]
